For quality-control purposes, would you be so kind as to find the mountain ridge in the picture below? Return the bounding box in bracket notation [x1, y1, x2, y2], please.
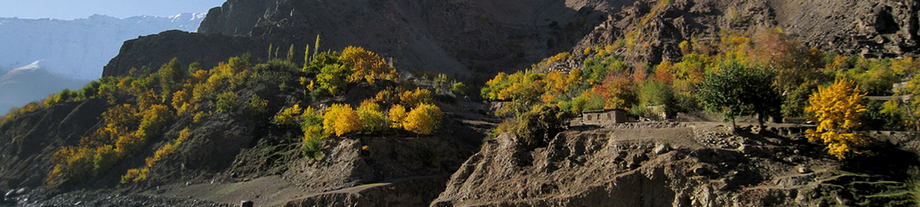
[0, 13, 206, 80]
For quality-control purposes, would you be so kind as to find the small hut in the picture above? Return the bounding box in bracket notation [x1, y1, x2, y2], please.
[582, 108, 628, 125]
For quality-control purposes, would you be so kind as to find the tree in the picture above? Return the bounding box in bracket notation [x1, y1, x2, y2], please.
[323, 104, 362, 136]
[404, 103, 442, 135]
[158, 58, 186, 95]
[632, 81, 674, 118]
[215, 91, 239, 113]
[357, 101, 387, 132]
[593, 72, 637, 110]
[388, 104, 408, 129]
[399, 88, 434, 108]
[805, 78, 872, 159]
[339, 46, 394, 84]
[273, 104, 303, 126]
[883, 73, 920, 131]
[300, 106, 325, 138]
[316, 64, 349, 95]
[247, 94, 269, 116]
[171, 89, 193, 116]
[697, 60, 781, 129]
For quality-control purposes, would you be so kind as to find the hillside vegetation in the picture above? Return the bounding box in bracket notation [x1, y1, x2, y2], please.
[0, 41, 475, 192]
[1, 0, 920, 206]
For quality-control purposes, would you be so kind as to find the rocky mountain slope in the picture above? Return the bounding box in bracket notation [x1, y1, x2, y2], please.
[576, 0, 919, 66]
[103, 0, 917, 79]
[1, 0, 919, 206]
[432, 123, 919, 206]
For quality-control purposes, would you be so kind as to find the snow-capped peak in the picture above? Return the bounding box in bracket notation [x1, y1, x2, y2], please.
[0, 13, 207, 80]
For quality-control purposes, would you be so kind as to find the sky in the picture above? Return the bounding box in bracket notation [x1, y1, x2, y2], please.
[0, 0, 226, 20]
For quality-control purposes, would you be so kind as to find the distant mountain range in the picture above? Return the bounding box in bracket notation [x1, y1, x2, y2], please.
[0, 61, 89, 114]
[0, 13, 206, 80]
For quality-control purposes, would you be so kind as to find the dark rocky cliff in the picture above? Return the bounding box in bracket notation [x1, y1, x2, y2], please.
[102, 30, 271, 77]
[576, 0, 919, 65]
[104, 0, 612, 78]
[103, 0, 917, 79]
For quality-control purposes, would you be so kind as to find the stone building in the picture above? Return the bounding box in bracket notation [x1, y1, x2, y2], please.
[582, 108, 628, 125]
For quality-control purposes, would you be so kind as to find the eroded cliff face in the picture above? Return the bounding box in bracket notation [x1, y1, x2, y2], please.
[577, 0, 919, 66]
[432, 123, 917, 206]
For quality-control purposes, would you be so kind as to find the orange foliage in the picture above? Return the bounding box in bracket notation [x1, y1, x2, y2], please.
[593, 72, 638, 109]
[653, 61, 675, 84]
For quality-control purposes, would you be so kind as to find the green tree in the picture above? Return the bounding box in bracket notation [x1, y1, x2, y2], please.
[631, 81, 674, 118]
[698, 60, 781, 129]
[158, 58, 186, 96]
[883, 73, 920, 131]
[216, 91, 239, 113]
[357, 101, 387, 132]
[317, 64, 349, 95]
[515, 104, 568, 148]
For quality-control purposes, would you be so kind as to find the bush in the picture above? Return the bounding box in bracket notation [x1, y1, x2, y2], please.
[514, 104, 567, 147]
[273, 104, 303, 126]
[388, 104, 408, 129]
[323, 104, 362, 136]
[399, 88, 433, 108]
[216, 91, 239, 113]
[404, 103, 442, 135]
[357, 101, 388, 132]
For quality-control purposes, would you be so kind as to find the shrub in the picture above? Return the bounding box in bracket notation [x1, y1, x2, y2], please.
[247, 94, 269, 116]
[357, 101, 388, 132]
[404, 103, 442, 135]
[215, 91, 239, 113]
[323, 104, 362, 136]
[399, 88, 433, 108]
[273, 104, 303, 126]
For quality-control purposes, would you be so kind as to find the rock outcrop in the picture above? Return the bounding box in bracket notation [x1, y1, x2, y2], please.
[102, 30, 271, 77]
[433, 124, 918, 206]
[103, 0, 917, 79]
[104, 0, 614, 78]
[0, 99, 107, 189]
[577, 0, 919, 66]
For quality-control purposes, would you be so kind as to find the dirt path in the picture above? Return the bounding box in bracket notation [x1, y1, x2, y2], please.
[146, 175, 307, 207]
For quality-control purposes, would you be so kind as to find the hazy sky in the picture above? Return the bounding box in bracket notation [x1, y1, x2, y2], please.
[0, 0, 226, 20]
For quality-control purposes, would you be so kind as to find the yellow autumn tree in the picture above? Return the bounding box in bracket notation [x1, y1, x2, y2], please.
[323, 104, 362, 136]
[404, 103, 442, 135]
[273, 104, 303, 126]
[805, 78, 873, 159]
[399, 88, 433, 108]
[388, 104, 408, 129]
[339, 46, 395, 84]
[171, 89, 193, 116]
[357, 100, 387, 132]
